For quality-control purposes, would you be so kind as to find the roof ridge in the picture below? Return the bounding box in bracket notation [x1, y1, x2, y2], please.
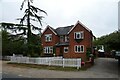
[68, 20, 92, 34]
[55, 25, 74, 29]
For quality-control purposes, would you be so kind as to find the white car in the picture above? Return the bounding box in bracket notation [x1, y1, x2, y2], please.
[115, 51, 120, 59]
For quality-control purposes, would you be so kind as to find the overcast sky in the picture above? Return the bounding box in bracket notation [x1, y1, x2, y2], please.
[0, 0, 119, 37]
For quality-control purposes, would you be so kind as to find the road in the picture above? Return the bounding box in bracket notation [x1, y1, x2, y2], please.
[2, 72, 25, 78]
[1, 58, 120, 78]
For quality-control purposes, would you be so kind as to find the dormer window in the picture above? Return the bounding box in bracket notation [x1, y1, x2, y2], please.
[60, 36, 64, 42]
[65, 36, 69, 42]
[74, 31, 84, 39]
[45, 34, 52, 42]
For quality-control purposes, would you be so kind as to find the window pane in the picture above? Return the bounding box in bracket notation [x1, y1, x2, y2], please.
[50, 47, 53, 53]
[64, 47, 68, 53]
[77, 33, 80, 39]
[46, 47, 48, 53]
[78, 46, 80, 52]
[44, 48, 46, 53]
[81, 46, 84, 52]
[81, 32, 83, 39]
[45, 34, 52, 42]
[74, 33, 76, 39]
[75, 45, 84, 53]
[75, 46, 77, 52]
[74, 32, 84, 39]
[49, 35, 52, 41]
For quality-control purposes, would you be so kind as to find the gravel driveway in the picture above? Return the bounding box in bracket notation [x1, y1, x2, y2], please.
[2, 58, 119, 78]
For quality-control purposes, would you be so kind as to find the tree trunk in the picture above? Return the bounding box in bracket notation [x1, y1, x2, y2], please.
[27, 0, 31, 44]
[27, 0, 32, 55]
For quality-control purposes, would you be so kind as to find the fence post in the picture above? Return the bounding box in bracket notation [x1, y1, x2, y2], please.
[77, 58, 81, 69]
[49, 58, 51, 66]
[27, 57, 29, 63]
[10, 56, 12, 62]
[79, 58, 81, 68]
[63, 58, 64, 68]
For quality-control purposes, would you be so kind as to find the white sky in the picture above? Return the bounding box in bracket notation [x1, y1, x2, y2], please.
[0, 0, 119, 37]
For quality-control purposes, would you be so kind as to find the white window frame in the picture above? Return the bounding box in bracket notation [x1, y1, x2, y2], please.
[64, 47, 69, 53]
[44, 46, 53, 54]
[65, 36, 69, 42]
[74, 31, 84, 39]
[74, 45, 84, 53]
[60, 36, 64, 42]
[45, 34, 52, 42]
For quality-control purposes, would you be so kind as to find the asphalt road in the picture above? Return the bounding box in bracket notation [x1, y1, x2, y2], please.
[2, 72, 25, 78]
[1, 58, 120, 78]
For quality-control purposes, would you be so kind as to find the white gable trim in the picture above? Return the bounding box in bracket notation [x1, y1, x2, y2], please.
[42, 25, 57, 35]
[68, 20, 91, 34]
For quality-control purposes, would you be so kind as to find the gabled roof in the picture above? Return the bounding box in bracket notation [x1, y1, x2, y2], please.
[55, 25, 73, 35]
[42, 25, 57, 35]
[42, 21, 93, 36]
[68, 20, 91, 34]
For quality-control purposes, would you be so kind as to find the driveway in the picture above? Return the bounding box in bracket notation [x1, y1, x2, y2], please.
[87, 58, 119, 78]
[2, 58, 119, 78]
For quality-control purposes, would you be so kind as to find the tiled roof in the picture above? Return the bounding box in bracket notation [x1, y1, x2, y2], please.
[43, 21, 93, 36]
[55, 25, 74, 35]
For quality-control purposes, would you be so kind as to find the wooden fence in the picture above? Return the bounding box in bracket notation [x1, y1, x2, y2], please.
[9, 56, 81, 69]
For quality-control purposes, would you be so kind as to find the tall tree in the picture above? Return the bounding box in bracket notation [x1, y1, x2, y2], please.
[18, 0, 47, 56]
[1, 0, 47, 56]
[19, 0, 47, 44]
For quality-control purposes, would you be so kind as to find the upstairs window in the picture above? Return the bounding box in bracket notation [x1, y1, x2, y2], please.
[74, 45, 84, 53]
[60, 36, 64, 42]
[65, 36, 69, 42]
[44, 46, 53, 54]
[74, 31, 84, 39]
[45, 34, 52, 42]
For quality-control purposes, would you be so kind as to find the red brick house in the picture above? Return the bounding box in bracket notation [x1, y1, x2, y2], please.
[41, 21, 94, 61]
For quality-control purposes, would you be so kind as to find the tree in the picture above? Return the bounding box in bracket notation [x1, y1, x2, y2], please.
[1, 29, 26, 56]
[2, 30, 11, 56]
[1, 0, 47, 57]
[93, 31, 120, 52]
[19, 0, 47, 43]
[17, 0, 47, 56]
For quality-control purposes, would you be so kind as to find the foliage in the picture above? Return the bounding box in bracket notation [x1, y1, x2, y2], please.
[1, 30, 42, 57]
[18, 0, 47, 56]
[26, 34, 42, 57]
[86, 48, 92, 60]
[2, 30, 25, 56]
[17, 0, 47, 44]
[93, 31, 120, 52]
[1, 0, 47, 57]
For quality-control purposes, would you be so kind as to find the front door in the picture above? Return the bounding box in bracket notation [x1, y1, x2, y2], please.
[59, 47, 63, 56]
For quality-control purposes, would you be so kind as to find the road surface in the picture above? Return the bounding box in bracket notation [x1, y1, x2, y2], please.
[1, 58, 120, 78]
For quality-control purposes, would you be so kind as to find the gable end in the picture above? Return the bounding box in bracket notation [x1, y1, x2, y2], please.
[42, 25, 57, 36]
[68, 21, 91, 34]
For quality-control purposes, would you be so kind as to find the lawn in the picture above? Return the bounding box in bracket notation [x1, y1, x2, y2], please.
[7, 62, 89, 71]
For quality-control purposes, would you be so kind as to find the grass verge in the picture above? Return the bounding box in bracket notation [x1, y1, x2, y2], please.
[7, 62, 88, 71]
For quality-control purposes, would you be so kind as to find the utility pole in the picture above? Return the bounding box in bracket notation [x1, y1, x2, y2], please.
[118, 1, 120, 32]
